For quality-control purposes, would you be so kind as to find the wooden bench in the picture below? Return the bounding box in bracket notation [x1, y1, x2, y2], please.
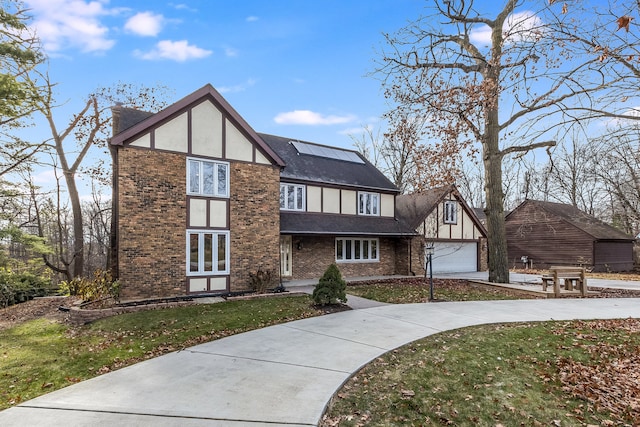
[541, 266, 587, 296]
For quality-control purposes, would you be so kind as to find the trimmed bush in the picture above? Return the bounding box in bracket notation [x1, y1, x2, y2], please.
[312, 263, 347, 306]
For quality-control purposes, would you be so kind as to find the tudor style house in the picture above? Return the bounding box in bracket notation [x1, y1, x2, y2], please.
[110, 84, 416, 299]
[258, 133, 415, 281]
[395, 185, 488, 275]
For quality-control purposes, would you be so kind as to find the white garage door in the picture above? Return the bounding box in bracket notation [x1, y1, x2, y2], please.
[430, 242, 478, 273]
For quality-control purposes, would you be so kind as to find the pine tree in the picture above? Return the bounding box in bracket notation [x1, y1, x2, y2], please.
[312, 263, 347, 306]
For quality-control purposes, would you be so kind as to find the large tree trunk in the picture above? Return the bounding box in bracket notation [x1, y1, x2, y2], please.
[63, 169, 84, 278]
[484, 155, 509, 283]
[483, 100, 509, 283]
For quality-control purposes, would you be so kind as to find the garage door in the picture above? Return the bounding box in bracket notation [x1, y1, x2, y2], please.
[431, 242, 478, 273]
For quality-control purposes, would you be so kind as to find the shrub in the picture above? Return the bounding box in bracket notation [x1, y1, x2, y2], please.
[312, 263, 347, 306]
[248, 268, 277, 293]
[0, 268, 53, 308]
[59, 269, 121, 303]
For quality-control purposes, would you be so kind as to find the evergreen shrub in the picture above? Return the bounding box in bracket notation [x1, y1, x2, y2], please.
[312, 263, 347, 306]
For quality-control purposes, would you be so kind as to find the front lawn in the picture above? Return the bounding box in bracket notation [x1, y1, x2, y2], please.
[347, 278, 540, 303]
[0, 295, 321, 410]
[322, 318, 640, 426]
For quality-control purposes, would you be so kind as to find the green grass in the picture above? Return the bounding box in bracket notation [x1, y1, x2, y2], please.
[322, 319, 640, 426]
[0, 295, 319, 410]
[347, 279, 539, 303]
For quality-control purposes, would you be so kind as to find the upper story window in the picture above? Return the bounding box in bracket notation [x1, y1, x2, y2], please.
[280, 183, 305, 211]
[444, 200, 457, 224]
[188, 158, 229, 198]
[358, 191, 380, 216]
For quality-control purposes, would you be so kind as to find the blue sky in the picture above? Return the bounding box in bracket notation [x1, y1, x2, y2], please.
[24, 0, 432, 150]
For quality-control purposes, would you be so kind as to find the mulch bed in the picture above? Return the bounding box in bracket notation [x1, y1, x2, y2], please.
[0, 297, 73, 331]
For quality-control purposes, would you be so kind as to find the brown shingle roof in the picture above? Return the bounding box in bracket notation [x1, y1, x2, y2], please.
[509, 200, 634, 241]
[395, 185, 453, 230]
[395, 185, 487, 237]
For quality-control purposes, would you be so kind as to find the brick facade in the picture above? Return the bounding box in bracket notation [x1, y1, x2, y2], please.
[116, 148, 281, 299]
[288, 236, 404, 280]
[117, 148, 187, 299]
[394, 238, 412, 276]
[229, 162, 281, 291]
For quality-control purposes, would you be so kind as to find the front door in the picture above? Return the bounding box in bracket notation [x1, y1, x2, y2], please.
[280, 236, 292, 277]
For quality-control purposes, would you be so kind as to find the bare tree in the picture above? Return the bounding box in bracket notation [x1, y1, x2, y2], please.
[377, 0, 640, 282]
[28, 73, 171, 278]
[350, 126, 382, 168]
[351, 115, 423, 193]
[544, 137, 605, 216]
[592, 127, 640, 236]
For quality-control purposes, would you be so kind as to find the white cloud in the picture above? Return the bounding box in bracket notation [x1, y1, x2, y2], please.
[470, 25, 492, 45]
[26, 0, 119, 53]
[246, 16, 259, 22]
[338, 124, 374, 135]
[274, 110, 356, 126]
[224, 47, 239, 57]
[600, 106, 640, 127]
[124, 11, 164, 37]
[470, 11, 544, 45]
[33, 168, 59, 185]
[218, 78, 257, 93]
[171, 3, 197, 12]
[622, 106, 640, 117]
[134, 40, 212, 62]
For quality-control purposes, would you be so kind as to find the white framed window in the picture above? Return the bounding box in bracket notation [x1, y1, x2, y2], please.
[187, 158, 229, 197]
[187, 230, 230, 275]
[444, 200, 457, 224]
[358, 192, 380, 216]
[335, 238, 379, 262]
[280, 183, 305, 211]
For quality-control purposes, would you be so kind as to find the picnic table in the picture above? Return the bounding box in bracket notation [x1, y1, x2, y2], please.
[541, 266, 588, 297]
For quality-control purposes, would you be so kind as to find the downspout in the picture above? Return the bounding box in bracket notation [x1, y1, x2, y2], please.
[408, 237, 415, 276]
[108, 104, 122, 278]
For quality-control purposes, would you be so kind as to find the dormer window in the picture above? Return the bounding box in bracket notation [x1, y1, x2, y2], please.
[444, 200, 457, 224]
[280, 184, 305, 211]
[358, 192, 380, 216]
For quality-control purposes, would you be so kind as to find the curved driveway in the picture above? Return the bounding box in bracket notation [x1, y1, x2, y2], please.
[2, 296, 640, 426]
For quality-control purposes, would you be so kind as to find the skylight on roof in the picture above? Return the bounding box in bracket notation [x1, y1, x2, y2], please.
[291, 140, 365, 164]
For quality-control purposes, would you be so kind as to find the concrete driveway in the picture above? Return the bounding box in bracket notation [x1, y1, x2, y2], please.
[2, 296, 640, 426]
